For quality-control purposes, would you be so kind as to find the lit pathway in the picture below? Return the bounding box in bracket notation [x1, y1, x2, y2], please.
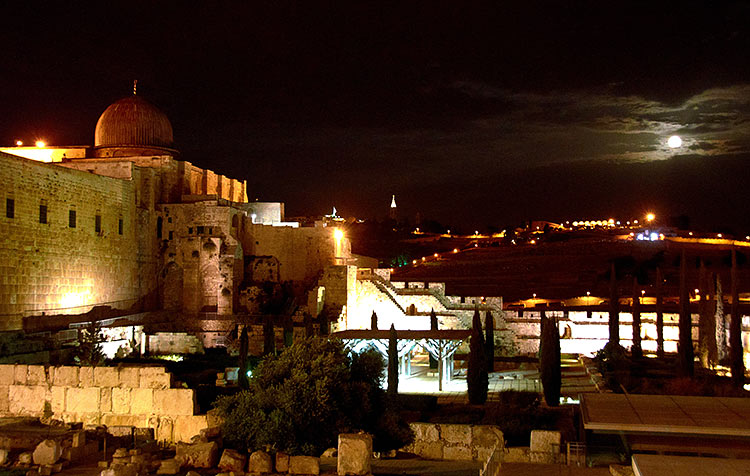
[398, 357, 598, 404]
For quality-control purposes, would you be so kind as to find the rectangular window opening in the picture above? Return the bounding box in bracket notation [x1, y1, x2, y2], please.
[6, 198, 14, 219]
[39, 204, 47, 224]
[197, 226, 205, 235]
[68, 210, 76, 228]
[118, 218, 123, 235]
[95, 215, 101, 233]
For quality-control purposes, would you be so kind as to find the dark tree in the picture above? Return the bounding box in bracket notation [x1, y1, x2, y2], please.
[467, 308, 488, 404]
[609, 262, 620, 344]
[656, 267, 664, 358]
[430, 308, 438, 331]
[263, 315, 275, 356]
[371, 310, 379, 330]
[678, 250, 694, 376]
[539, 311, 561, 406]
[484, 310, 495, 372]
[388, 324, 398, 395]
[631, 277, 642, 359]
[730, 249, 744, 386]
[238, 325, 249, 389]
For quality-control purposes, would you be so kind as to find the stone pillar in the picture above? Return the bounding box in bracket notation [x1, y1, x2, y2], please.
[337, 433, 372, 476]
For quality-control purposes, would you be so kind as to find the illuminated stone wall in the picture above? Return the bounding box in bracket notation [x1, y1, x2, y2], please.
[0, 152, 158, 329]
[0, 364, 207, 442]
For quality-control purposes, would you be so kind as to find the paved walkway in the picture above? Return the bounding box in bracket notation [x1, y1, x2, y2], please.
[398, 357, 598, 404]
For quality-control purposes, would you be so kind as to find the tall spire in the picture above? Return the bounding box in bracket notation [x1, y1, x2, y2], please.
[389, 195, 397, 220]
[390, 195, 397, 208]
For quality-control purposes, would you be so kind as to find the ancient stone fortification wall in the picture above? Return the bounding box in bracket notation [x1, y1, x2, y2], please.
[0, 152, 156, 329]
[244, 225, 345, 284]
[0, 364, 207, 443]
[402, 422, 504, 462]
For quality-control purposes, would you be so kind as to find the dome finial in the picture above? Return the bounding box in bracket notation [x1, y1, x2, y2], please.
[133, 80, 138, 96]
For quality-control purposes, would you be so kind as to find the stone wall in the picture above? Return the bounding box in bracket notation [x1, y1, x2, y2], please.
[401, 423, 504, 462]
[0, 152, 158, 329]
[0, 364, 207, 443]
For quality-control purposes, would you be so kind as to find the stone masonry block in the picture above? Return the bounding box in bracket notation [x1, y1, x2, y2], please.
[130, 388, 153, 415]
[413, 441, 443, 460]
[53, 367, 79, 387]
[27, 366, 47, 385]
[78, 367, 94, 387]
[9, 385, 47, 415]
[112, 388, 132, 414]
[0, 386, 9, 413]
[100, 387, 112, 412]
[337, 433, 372, 476]
[100, 414, 149, 428]
[0, 366, 15, 385]
[153, 389, 195, 416]
[172, 415, 208, 443]
[14, 365, 28, 384]
[411, 423, 439, 442]
[94, 367, 119, 387]
[49, 386, 66, 414]
[66, 387, 100, 414]
[139, 368, 172, 389]
[118, 368, 140, 388]
[443, 445, 473, 461]
[530, 430, 561, 455]
[440, 424, 472, 445]
[472, 425, 504, 450]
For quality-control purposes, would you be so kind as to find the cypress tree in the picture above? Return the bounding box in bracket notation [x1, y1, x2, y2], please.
[388, 324, 398, 395]
[371, 310, 379, 330]
[484, 310, 495, 372]
[467, 307, 488, 404]
[656, 267, 664, 358]
[238, 325, 249, 389]
[609, 262, 620, 344]
[539, 311, 561, 406]
[678, 250, 694, 376]
[430, 308, 438, 331]
[631, 277, 642, 358]
[730, 249, 744, 386]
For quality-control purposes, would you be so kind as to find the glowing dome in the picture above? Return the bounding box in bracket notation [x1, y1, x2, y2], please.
[94, 96, 175, 156]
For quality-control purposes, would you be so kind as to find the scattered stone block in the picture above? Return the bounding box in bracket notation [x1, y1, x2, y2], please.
[51, 463, 63, 473]
[98, 462, 109, 469]
[321, 447, 337, 458]
[176, 441, 219, 468]
[275, 452, 290, 473]
[218, 449, 246, 473]
[609, 464, 635, 476]
[113, 448, 129, 458]
[156, 459, 181, 475]
[289, 456, 319, 475]
[200, 426, 221, 440]
[38, 466, 52, 476]
[33, 439, 62, 466]
[338, 433, 371, 475]
[72, 430, 86, 448]
[18, 452, 33, 465]
[185, 471, 201, 476]
[247, 450, 273, 474]
[0, 448, 9, 465]
[25, 471, 38, 476]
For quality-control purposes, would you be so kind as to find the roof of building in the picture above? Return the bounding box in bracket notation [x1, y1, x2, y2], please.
[94, 95, 174, 149]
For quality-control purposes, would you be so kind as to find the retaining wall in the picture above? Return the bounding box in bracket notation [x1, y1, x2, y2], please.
[401, 422, 504, 462]
[0, 364, 207, 443]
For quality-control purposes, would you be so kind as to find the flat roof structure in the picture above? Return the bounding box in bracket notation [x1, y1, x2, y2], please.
[632, 454, 750, 476]
[581, 393, 750, 437]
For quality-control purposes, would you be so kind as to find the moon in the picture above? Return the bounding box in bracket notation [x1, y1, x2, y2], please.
[667, 135, 682, 148]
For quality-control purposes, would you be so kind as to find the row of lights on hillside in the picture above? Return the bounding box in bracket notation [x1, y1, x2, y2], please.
[409, 248, 463, 266]
[14, 139, 47, 148]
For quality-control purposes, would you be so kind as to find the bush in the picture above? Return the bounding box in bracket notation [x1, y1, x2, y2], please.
[213, 337, 413, 455]
[482, 391, 556, 446]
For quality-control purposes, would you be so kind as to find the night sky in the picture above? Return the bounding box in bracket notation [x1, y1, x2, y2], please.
[2, 1, 749, 233]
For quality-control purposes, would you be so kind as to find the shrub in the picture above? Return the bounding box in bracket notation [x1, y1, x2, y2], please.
[467, 309, 488, 404]
[213, 337, 413, 455]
